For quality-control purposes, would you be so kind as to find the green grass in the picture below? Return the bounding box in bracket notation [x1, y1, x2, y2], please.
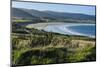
[14, 19, 33, 22]
[12, 25, 96, 66]
[12, 46, 95, 65]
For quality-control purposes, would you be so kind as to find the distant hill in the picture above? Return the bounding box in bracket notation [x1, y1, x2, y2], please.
[21, 9, 57, 19]
[12, 8, 40, 20]
[44, 11, 95, 20]
[12, 8, 96, 23]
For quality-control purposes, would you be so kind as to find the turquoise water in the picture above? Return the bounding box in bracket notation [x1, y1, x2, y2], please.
[67, 25, 95, 37]
[43, 24, 96, 38]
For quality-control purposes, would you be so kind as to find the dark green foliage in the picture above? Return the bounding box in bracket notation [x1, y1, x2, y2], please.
[13, 46, 96, 65]
[14, 47, 67, 65]
[66, 46, 96, 62]
[82, 46, 96, 61]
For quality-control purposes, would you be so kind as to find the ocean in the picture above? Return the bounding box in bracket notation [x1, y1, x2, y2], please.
[43, 23, 96, 38]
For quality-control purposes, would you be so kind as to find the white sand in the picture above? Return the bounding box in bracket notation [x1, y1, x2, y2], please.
[26, 22, 67, 29]
[26, 22, 95, 38]
[26, 22, 94, 29]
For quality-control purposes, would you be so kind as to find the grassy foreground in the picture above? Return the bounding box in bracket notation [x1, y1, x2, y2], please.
[11, 23, 96, 66]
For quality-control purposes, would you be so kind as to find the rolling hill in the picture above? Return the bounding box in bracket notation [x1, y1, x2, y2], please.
[12, 8, 40, 20]
[12, 8, 96, 23]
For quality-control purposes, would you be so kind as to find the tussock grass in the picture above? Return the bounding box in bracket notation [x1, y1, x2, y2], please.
[12, 26, 96, 66]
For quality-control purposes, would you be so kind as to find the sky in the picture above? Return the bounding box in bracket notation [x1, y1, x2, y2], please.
[12, 1, 96, 15]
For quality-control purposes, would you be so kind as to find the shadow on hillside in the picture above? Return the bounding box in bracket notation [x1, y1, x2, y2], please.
[15, 47, 68, 66]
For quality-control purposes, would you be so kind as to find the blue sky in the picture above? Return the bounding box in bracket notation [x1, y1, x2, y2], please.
[12, 1, 95, 15]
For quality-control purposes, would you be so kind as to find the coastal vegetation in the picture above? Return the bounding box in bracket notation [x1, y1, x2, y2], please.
[12, 23, 96, 66]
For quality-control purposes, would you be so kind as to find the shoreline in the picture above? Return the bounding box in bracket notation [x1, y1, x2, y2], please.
[26, 22, 95, 29]
[26, 22, 95, 38]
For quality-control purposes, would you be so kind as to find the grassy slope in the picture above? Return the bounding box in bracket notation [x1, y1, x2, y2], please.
[12, 23, 96, 66]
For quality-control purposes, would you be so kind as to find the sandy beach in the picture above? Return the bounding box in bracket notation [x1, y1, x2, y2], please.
[26, 22, 95, 38]
[26, 22, 67, 29]
[26, 22, 95, 29]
